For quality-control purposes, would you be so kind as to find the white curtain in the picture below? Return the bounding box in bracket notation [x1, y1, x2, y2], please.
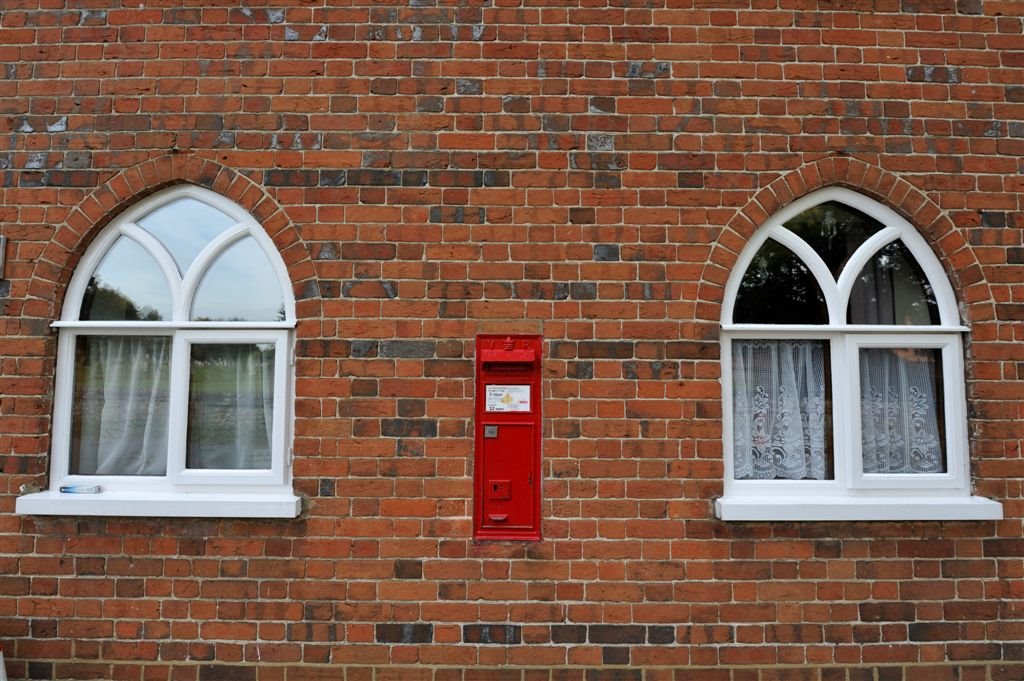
[186, 344, 274, 470]
[72, 336, 171, 476]
[860, 348, 944, 474]
[732, 340, 828, 480]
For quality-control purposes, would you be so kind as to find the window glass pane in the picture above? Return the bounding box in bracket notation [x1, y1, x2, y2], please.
[137, 197, 237, 275]
[190, 237, 286, 322]
[70, 336, 170, 476]
[187, 343, 275, 470]
[783, 201, 885, 278]
[734, 239, 828, 324]
[732, 339, 832, 480]
[80, 237, 172, 321]
[860, 347, 946, 474]
[848, 241, 940, 325]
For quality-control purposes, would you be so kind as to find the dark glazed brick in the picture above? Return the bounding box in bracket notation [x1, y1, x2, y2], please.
[984, 540, 1024, 557]
[199, 666, 256, 681]
[394, 559, 423, 579]
[379, 341, 436, 358]
[397, 399, 426, 417]
[375, 623, 433, 643]
[380, 419, 438, 438]
[588, 624, 646, 644]
[319, 169, 347, 186]
[602, 646, 630, 665]
[342, 280, 398, 298]
[463, 624, 522, 644]
[577, 341, 634, 359]
[28, 662, 53, 680]
[456, 78, 483, 95]
[318, 479, 335, 497]
[909, 622, 962, 641]
[859, 602, 916, 622]
[678, 171, 704, 188]
[41, 170, 98, 187]
[483, 170, 510, 187]
[585, 670, 643, 681]
[550, 625, 587, 643]
[346, 168, 403, 186]
[593, 244, 619, 261]
[570, 282, 597, 300]
[981, 211, 1007, 228]
[876, 667, 905, 681]
[264, 169, 319, 186]
[623, 61, 670, 78]
[429, 170, 484, 187]
[594, 172, 621, 189]
[417, 96, 445, 112]
[571, 208, 596, 224]
[906, 66, 960, 83]
[349, 341, 379, 358]
[567, 361, 594, 379]
[901, 0, 956, 11]
[648, 625, 675, 644]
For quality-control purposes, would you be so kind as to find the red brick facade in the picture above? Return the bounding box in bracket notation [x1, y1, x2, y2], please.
[2, 1, 1023, 679]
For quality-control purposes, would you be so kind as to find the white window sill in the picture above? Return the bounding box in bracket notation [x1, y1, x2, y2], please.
[715, 495, 1003, 521]
[15, 490, 301, 519]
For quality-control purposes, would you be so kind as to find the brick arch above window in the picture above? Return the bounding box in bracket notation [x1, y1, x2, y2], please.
[696, 157, 996, 328]
[18, 182, 302, 518]
[28, 155, 318, 323]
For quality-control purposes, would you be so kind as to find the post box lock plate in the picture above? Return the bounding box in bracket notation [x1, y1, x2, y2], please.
[484, 425, 499, 438]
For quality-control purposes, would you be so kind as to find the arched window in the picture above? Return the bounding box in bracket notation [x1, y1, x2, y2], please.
[17, 186, 299, 518]
[716, 188, 1000, 521]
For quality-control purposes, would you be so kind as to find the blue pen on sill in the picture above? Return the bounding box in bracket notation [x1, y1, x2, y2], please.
[59, 485, 102, 494]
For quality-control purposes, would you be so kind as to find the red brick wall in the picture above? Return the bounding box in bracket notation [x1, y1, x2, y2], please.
[2, 1, 1023, 679]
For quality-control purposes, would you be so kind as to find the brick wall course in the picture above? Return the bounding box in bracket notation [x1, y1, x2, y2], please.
[1, 0, 1023, 678]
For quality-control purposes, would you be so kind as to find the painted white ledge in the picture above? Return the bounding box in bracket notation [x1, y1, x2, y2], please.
[16, 490, 301, 519]
[715, 495, 1003, 521]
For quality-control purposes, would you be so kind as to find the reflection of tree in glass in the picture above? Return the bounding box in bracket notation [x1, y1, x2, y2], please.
[81, 277, 164, 321]
[783, 202, 885, 278]
[187, 344, 274, 470]
[734, 239, 828, 324]
[849, 241, 939, 325]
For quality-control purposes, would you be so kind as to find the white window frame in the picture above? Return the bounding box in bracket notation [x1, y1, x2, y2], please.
[16, 185, 300, 518]
[716, 187, 1001, 521]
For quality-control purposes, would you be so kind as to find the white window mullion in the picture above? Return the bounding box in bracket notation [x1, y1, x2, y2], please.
[166, 332, 190, 487]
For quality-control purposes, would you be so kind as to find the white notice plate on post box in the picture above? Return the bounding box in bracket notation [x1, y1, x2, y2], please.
[485, 385, 531, 412]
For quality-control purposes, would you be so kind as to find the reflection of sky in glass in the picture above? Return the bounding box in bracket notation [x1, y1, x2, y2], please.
[138, 198, 237, 274]
[81, 237, 172, 320]
[191, 237, 285, 321]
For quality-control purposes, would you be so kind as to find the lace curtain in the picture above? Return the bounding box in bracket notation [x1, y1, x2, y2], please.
[732, 340, 829, 480]
[859, 347, 945, 474]
[72, 336, 171, 475]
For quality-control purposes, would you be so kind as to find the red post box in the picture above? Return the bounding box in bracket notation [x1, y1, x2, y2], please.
[474, 334, 542, 541]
